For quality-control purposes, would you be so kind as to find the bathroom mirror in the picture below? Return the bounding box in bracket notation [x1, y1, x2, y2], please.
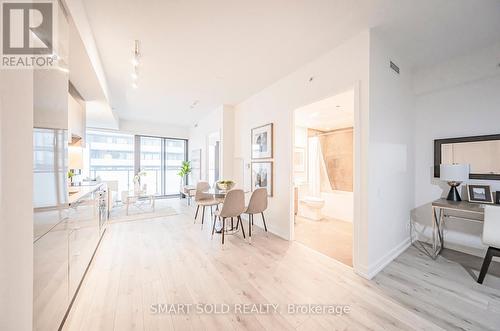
[434, 134, 500, 180]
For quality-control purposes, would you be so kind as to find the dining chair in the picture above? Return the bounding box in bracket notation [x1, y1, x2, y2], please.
[194, 181, 218, 228]
[477, 205, 500, 284]
[212, 189, 246, 246]
[244, 187, 268, 242]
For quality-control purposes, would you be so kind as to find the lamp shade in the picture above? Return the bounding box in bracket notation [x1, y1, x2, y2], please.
[68, 146, 83, 170]
[440, 164, 470, 182]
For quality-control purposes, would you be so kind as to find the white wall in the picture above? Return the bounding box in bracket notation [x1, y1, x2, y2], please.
[189, 106, 222, 182]
[233, 31, 371, 271]
[119, 118, 189, 139]
[365, 30, 416, 277]
[221, 105, 235, 180]
[0, 70, 34, 331]
[413, 44, 500, 256]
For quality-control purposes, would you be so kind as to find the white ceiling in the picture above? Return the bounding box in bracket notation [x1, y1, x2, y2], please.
[295, 89, 354, 131]
[82, 0, 500, 127]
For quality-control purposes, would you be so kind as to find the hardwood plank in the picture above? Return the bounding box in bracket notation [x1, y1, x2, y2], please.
[63, 199, 500, 331]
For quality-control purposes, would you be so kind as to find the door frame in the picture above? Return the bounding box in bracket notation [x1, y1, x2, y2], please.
[289, 82, 362, 271]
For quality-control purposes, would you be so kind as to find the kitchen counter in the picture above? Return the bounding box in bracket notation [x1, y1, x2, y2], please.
[68, 183, 105, 205]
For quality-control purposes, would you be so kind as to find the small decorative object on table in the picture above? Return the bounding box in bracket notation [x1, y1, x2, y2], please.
[467, 184, 494, 204]
[216, 180, 235, 191]
[440, 164, 469, 201]
[133, 170, 147, 195]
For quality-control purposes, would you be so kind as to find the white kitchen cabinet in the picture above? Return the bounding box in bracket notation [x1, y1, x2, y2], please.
[68, 91, 86, 144]
[68, 192, 100, 297]
[33, 221, 69, 331]
[33, 1, 69, 130]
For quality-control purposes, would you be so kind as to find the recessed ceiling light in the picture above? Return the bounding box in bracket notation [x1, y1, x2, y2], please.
[131, 72, 138, 80]
[311, 112, 319, 117]
[132, 82, 138, 89]
[190, 100, 200, 109]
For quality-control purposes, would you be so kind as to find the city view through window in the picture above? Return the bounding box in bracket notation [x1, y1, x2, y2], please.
[86, 130, 187, 197]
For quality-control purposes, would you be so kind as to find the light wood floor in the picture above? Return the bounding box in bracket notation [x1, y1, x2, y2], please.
[294, 216, 353, 267]
[63, 199, 500, 331]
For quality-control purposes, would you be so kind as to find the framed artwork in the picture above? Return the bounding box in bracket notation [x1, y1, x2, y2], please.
[191, 149, 202, 182]
[251, 161, 273, 196]
[467, 184, 494, 204]
[251, 123, 273, 159]
[294, 147, 306, 172]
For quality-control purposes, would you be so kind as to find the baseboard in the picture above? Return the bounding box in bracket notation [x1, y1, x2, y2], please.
[355, 237, 411, 280]
[240, 214, 290, 241]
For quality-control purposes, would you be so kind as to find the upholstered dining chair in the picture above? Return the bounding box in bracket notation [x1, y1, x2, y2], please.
[477, 205, 500, 284]
[194, 181, 219, 229]
[212, 189, 246, 246]
[244, 187, 268, 242]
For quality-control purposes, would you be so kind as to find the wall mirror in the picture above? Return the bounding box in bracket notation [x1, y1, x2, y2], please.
[434, 134, 500, 180]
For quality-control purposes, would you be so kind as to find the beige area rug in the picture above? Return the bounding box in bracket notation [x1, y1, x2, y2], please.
[109, 200, 179, 224]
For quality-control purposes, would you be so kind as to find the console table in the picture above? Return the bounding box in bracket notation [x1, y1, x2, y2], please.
[429, 198, 485, 259]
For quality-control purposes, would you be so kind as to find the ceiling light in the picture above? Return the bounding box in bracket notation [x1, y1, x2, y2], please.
[131, 40, 141, 88]
[311, 112, 319, 117]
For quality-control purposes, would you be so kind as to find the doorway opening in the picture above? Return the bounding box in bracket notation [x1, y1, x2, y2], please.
[292, 88, 356, 267]
[207, 131, 221, 185]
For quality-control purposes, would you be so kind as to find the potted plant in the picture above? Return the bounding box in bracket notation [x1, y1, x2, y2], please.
[68, 170, 75, 186]
[178, 161, 192, 188]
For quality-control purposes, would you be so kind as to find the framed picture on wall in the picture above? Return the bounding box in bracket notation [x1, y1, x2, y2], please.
[251, 161, 273, 196]
[191, 149, 202, 182]
[467, 185, 494, 204]
[251, 123, 273, 159]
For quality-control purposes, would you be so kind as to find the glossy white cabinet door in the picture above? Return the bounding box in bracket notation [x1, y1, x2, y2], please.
[33, 221, 69, 331]
[68, 194, 100, 297]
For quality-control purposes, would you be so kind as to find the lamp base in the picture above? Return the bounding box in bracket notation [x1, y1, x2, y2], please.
[446, 184, 462, 202]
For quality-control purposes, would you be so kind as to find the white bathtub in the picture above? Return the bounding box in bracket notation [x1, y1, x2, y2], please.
[320, 191, 353, 222]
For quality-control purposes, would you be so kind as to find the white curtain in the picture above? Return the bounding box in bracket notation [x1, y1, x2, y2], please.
[308, 137, 321, 197]
[308, 136, 331, 197]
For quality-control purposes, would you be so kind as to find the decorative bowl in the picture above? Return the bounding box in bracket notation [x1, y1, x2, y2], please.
[216, 180, 235, 191]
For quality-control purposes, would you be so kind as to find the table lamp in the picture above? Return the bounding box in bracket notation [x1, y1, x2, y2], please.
[440, 164, 470, 202]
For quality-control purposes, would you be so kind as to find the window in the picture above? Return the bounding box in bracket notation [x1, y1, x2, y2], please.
[86, 130, 187, 198]
[87, 130, 135, 195]
[137, 135, 187, 196]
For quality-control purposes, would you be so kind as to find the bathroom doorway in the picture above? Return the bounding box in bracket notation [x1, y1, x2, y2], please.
[292, 89, 356, 267]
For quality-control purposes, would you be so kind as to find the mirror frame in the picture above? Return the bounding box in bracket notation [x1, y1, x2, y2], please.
[434, 134, 500, 180]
